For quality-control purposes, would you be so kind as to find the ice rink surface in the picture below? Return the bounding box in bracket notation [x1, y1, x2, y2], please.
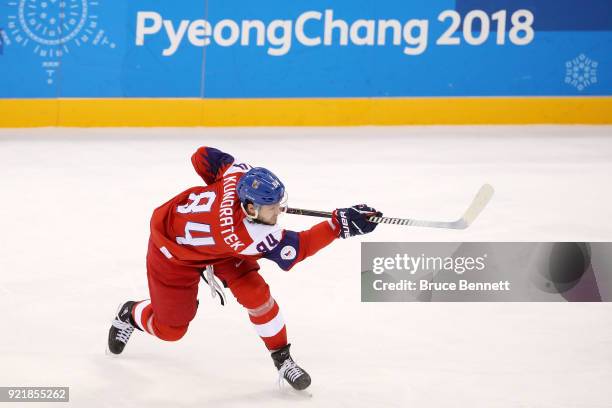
[1, 126, 611, 407]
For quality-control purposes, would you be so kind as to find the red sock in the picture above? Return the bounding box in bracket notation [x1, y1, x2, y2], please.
[247, 297, 288, 351]
[132, 300, 154, 334]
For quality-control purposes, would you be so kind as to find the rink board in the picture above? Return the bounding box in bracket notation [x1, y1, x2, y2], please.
[1, 0, 611, 125]
[1, 97, 612, 127]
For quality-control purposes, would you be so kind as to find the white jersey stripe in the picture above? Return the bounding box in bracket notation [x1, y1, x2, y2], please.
[159, 246, 173, 259]
[240, 218, 284, 256]
[222, 159, 250, 177]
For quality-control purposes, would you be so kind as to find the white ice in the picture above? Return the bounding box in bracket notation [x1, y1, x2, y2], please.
[1, 126, 611, 407]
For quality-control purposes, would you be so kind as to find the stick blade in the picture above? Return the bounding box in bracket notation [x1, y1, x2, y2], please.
[459, 183, 495, 228]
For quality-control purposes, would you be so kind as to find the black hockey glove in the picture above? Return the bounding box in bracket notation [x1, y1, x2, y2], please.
[332, 204, 382, 239]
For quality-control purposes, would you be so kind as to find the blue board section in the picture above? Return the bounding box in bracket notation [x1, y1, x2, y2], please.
[456, 0, 612, 31]
[0, 0, 610, 98]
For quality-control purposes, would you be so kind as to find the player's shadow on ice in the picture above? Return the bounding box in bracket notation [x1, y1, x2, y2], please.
[205, 387, 313, 405]
[93, 352, 223, 407]
[96, 351, 309, 406]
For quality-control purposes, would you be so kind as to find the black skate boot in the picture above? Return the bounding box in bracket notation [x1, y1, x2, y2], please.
[271, 344, 311, 390]
[107, 301, 141, 355]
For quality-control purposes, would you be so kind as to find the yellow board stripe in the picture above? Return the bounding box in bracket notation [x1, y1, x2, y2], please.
[1, 97, 611, 127]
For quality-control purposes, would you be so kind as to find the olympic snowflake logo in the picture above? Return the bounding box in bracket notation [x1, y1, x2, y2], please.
[565, 54, 598, 92]
[2, 0, 116, 85]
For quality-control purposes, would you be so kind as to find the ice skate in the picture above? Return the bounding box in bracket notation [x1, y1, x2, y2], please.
[107, 301, 140, 355]
[271, 344, 311, 391]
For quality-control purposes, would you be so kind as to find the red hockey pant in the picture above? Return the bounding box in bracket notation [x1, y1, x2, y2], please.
[132, 239, 287, 351]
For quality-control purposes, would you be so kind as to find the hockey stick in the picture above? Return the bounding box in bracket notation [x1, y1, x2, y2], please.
[286, 183, 494, 230]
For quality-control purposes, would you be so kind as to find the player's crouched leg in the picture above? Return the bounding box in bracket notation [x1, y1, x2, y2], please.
[131, 299, 191, 342]
[154, 324, 189, 341]
[143, 239, 201, 342]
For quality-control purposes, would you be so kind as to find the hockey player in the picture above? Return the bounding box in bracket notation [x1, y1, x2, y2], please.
[107, 146, 381, 390]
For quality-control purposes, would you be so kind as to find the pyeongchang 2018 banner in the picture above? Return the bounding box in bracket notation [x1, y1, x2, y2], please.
[0, 0, 610, 98]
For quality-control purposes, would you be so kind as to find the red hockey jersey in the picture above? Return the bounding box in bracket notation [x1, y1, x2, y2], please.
[150, 147, 339, 271]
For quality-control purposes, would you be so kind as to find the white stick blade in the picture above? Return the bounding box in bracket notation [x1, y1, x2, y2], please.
[460, 183, 495, 227]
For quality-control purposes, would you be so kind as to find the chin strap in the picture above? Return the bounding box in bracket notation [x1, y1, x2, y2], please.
[240, 202, 260, 222]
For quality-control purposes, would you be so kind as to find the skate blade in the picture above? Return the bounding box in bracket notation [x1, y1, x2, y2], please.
[105, 346, 120, 357]
[293, 389, 313, 398]
[277, 381, 313, 398]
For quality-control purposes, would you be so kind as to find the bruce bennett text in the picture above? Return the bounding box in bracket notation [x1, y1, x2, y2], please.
[372, 280, 511, 292]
